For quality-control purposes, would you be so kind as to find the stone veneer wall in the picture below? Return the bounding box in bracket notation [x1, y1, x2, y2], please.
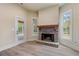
[38, 27, 58, 42]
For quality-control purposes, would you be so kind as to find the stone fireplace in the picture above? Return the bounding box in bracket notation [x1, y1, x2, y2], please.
[37, 25, 58, 42]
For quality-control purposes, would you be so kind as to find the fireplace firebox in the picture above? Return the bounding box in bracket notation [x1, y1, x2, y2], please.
[41, 33, 54, 42]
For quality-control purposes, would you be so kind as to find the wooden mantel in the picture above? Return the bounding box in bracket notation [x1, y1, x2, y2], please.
[37, 25, 59, 28]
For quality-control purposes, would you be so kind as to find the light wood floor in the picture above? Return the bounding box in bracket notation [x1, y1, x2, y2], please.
[0, 41, 79, 56]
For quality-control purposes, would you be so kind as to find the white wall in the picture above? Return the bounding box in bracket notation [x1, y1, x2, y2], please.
[38, 5, 59, 25]
[59, 4, 79, 51]
[0, 3, 37, 51]
[26, 11, 38, 41]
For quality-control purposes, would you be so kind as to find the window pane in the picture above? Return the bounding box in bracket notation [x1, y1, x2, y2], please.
[63, 10, 71, 37]
[18, 21, 24, 34]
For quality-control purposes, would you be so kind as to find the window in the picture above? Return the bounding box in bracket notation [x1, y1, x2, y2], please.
[33, 18, 37, 32]
[15, 16, 25, 41]
[18, 21, 24, 34]
[62, 10, 72, 39]
[32, 17, 38, 36]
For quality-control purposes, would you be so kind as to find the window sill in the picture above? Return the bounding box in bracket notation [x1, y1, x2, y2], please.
[62, 36, 72, 40]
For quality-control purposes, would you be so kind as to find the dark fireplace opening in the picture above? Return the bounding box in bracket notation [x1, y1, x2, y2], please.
[41, 33, 54, 42]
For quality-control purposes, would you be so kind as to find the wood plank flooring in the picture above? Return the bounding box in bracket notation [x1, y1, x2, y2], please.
[0, 41, 79, 56]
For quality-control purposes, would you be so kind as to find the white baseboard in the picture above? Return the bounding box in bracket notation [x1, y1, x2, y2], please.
[0, 40, 27, 52]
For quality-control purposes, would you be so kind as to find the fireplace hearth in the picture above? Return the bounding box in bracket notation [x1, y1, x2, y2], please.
[37, 25, 58, 42]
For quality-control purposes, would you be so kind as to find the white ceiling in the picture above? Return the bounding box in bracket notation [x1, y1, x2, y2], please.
[18, 3, 58, 11]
